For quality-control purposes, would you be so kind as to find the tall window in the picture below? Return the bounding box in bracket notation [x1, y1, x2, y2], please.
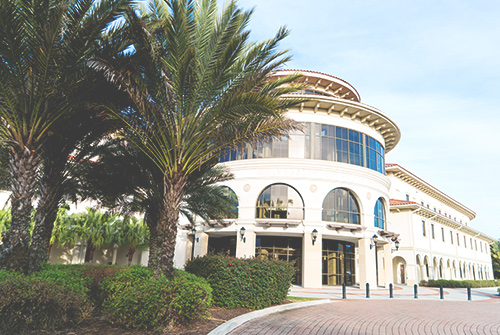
[422, 220, 426, 236]
[431, 224, 435, 239]
[450, 231, 453, 244]
[366, 135, 385, 173]
[373, 198, 385, 229]
[322, 188, 360, 224]
[256, 184, 304, 220]
[441, 227, 445, 242]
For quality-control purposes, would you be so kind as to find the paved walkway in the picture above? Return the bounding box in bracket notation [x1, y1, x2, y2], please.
[221, 286, 500, 335]
[229, 299, 500, 334]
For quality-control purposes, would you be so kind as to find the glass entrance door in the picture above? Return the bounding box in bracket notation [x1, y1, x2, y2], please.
[322, 240, 355, 286]
[255, 236, 302, 285]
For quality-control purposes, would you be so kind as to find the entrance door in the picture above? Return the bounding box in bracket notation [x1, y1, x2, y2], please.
[322, 240, 355, 286]
[400, 264, 405, 284]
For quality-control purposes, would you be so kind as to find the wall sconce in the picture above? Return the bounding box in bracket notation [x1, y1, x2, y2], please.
[392, 240, 400, 253]
[312, 229, 318, 245]
[370, 234, 378, 250]
[240, 227, 246, 243]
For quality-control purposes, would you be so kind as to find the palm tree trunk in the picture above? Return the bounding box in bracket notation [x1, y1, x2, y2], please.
[127, 246, 137, 265]
[0, 148, 39, 272]
[154, 173, 186, 279]
[145, 202, 160, 268]
[28, 164, 64, 273]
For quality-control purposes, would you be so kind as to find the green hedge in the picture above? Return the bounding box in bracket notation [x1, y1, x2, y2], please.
[0, 265, 213, 332]
[420, 279, 498, 288]
[102, 267, 212, 329]
[0, 276, 92, 334]
[185, 255, 295, 309]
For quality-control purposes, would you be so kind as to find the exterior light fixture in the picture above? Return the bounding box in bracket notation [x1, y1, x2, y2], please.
[312, 229, 318, 245]
[392, 240, 400, 253]
[370, 234, 378, 249]
[240, 227, 246, 243]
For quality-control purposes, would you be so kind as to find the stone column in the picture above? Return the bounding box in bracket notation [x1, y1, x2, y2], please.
[194, 232, 209, 257]
[358, 238, 377, 287]
[236, 230, 256, 259]
[383, 243, 393, 287]
[302, 231, 322, 288]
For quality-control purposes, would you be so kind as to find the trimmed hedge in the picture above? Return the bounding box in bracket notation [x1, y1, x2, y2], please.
[0, 264, 213, 332]
[420, 279, 498, 288]
[185, 255, 295, 309]
[0, 276, 92, 334]
[101, 267, 212, 329]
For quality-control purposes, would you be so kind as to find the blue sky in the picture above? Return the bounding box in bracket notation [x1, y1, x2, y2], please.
[230, 0, 500, 239]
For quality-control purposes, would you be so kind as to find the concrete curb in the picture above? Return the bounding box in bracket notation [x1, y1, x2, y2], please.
[207, 299, 335, 335]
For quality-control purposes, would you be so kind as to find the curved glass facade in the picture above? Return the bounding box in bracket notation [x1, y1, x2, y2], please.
[220, 123, 385, 174]
[322, 188, 360, 224]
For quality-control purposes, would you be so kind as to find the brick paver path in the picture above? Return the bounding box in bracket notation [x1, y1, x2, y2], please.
[229, 300, 500, 334]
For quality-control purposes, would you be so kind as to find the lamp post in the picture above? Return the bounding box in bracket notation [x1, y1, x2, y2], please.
[372, 234, 378, 286]
[191, 227, 196, 260]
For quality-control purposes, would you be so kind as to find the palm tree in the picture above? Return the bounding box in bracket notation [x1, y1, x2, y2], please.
[94, 0, 305, 278]
[0, 142, 9, 191]
[116, 216, 149, 265]
[0, 0, 130, 271]
[72, 134, 238, 268]
[491, 240, 500, 279]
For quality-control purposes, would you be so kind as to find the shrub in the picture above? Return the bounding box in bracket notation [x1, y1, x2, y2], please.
[102, 268, 212, 329]
[0, 276, 91, 334]
[420, 279, 498, 288]
[185, 255, 295, 309]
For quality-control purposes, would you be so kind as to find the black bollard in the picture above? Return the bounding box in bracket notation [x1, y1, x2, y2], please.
[414, 284, 418, 299]
[439, 286, 444, 299]
[389, 283, 394, 298]
[342, 282, 347, 299]
[467, 286, 472, 301]
[366, 283, 370, 298]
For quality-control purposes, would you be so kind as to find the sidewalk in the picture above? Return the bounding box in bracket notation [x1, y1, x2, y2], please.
[289, 284, 500, 301]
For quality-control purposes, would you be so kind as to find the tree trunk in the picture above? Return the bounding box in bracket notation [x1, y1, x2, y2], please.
[154, 173, 186, 279]
[0, 148, 39, 272]
[127, 246, 137, 265]
[28, 163, 64, 273]
[145, 200, 161, 268]
[85, 241, 95, 264]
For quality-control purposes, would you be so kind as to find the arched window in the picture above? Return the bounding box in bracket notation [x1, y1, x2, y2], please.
[222, 187, 238, 219]
[322, 188, 360, 224]
[373, 198, 385, 229]
[256, 184, 304, 219]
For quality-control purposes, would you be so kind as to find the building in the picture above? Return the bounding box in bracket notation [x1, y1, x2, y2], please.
[173, 69, 495, 288]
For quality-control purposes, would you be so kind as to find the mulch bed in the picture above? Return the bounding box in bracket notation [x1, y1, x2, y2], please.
[33, 307, 253, 335]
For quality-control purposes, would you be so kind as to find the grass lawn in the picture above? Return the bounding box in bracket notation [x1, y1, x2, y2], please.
[287, 296, 320, 302]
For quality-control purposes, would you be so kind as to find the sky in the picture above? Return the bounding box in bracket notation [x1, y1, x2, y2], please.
[228, 0, 500, 239]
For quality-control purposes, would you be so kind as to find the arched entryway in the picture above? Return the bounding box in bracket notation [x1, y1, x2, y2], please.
[393, 256, 407, 284]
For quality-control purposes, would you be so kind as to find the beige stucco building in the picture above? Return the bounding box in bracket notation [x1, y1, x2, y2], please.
[173, 70, 495, 288]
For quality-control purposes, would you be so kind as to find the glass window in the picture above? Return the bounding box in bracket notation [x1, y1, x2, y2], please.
[322, 188, 360, 224]
[256, 184, 304, 219]
[441, 227, 445, 242]
[406, 194, 410, 201]
[422, 220, 426, 236]
[365, 135, 385, 174]
[450, 231, 453, 244]
[431, 224, 435, 239]
[221, 186, 238, 219]
[374, 198, 385, 229]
